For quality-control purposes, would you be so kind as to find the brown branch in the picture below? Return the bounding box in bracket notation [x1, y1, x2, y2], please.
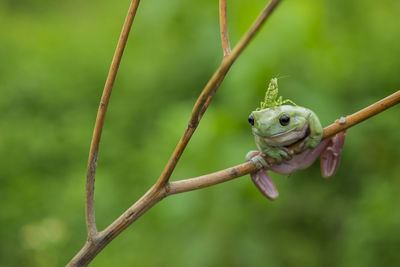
[167, 90, 400, 195]
[167, 162, 255, 195]
[154, 0, 282, 190]
[219, 0, 231, 57]
[323, 90, 400, 138]
[85, 0, 141, 239]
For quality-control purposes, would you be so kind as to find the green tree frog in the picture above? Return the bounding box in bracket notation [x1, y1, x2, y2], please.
[246, 78, 346, 200]
[248, 105, 323, 163]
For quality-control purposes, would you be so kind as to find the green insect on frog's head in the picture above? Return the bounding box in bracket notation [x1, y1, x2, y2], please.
[248, 105, 311, 146]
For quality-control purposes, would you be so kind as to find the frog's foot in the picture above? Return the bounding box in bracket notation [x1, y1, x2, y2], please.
[246, 150, 270, 169]
[250, 169, 279, 200]
[320, 131, 347, 178]
[246, 150, 263, 161]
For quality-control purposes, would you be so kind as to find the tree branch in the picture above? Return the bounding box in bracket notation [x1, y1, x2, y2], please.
[323, 90, 400, 138]
[219, 0, 231, 57]
[85, 0, 141, 238]
[167, 90, 400, 195]
[154, 0, 282, 190]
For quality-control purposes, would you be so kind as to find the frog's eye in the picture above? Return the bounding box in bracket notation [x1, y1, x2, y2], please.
[248, 115, 254, 126]
[279, 114, 290, 126]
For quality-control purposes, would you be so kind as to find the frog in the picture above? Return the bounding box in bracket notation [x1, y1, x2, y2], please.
[246, 78, 346, 200]
[248, 105, 323, 164]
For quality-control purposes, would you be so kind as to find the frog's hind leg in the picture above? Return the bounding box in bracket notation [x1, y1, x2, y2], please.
[246, 150, 279, 200]
[320, 131, 347, 178]
[250, 169, 279, 200]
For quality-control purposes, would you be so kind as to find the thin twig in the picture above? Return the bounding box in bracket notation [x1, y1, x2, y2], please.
[154, 0, 283, 190]
[219, 0, 231, 57]
[85, 0, 141, 238]
[167, 90, 400, 195]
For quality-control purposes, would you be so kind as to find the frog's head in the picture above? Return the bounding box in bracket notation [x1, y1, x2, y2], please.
[248, 105, 310, 146]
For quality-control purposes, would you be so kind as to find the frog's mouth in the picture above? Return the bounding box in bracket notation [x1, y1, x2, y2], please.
[257, 123, 309, 147]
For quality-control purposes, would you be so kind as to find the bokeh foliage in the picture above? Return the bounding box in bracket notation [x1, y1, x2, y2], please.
[1, 0, 400, 266]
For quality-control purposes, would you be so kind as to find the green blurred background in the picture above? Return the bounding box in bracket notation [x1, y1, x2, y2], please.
[1, 0, 400, 266]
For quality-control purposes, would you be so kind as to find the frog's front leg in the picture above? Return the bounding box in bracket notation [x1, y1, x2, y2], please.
[254, 135, 292, 163]
[320, 131, 346, 178]
[303, 111, 323, 150]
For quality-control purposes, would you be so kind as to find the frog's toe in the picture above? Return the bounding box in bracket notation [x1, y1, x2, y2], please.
[273, 154, 283, 164]
[278, 149, 291, 161]
[246, 151, 270, 169]
[245, 150, 263, 161]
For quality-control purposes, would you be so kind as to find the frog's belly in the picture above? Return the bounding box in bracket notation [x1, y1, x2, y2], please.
[262, 124, 308, 146]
